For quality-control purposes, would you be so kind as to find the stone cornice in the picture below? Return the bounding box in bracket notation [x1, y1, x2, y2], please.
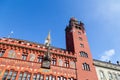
[93, 59, 120, 71]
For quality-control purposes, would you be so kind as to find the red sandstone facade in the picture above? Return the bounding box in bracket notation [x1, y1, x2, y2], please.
[0, 18, 98, 80]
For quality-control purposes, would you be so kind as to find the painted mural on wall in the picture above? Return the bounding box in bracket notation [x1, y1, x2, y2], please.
[8, 50, 16, 58]
[16, 52, 21, 59]
[58, 59, 63, 66]
[0, 58, 41, 69]
[29, 53, 36, 61]
[70, 61, 75, 68]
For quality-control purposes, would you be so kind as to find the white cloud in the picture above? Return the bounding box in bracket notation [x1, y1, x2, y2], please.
[100, 49, 115, 61]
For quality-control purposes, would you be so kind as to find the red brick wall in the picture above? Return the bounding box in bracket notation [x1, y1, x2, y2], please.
[65, 18, 98, 80]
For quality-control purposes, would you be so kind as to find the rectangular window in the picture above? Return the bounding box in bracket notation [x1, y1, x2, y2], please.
[11, 71, 17, 80]
[18, 72, 23, 80]
[37, 74, 41, 80]
[33, 74, 37, 80]
[79, 37, 82, 41]
[40, 74, 44, 80]
[46, 75, 49, 80]
[80, 44, 84, 48]
[2, 70, 9, 80]
[22, 54, 27, 60]
[23, 72, 27, 80]
[49, 75, 52, 80]
[53, 76, 56, 80]
[64, 61, 69, 67]
[27, 74, 31, 80]
[37, 56, 43, 63]
[51, 58, 56, 65]
[57, 77, 60, 80]
[78, 31, 81, 35]
[7, 70, 13, 80]
[82, 63, 90, 71]
[0, 49, 6, 57]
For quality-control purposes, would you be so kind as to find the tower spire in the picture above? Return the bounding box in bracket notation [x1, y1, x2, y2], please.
[44, 31, 51, 47]
[42, 31, 51, 69]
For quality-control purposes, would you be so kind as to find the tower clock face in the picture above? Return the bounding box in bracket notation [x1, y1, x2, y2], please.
[42, 61, 50, 69]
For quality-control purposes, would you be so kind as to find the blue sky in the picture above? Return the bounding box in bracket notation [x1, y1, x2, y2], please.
[0, 0, 120, 63]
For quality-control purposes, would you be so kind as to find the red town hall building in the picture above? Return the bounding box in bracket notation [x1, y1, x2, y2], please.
[0, 18, 98, 80]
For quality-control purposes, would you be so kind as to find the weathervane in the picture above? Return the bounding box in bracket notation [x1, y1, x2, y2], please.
[41, 31, 51, 69]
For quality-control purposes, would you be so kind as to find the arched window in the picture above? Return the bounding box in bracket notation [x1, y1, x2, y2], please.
[0, 48, 6, 57]
[82, 63, 90, 71]
[2, 70, 9, 80]
[11, 71, 17, 80]
[57, 76, 60, 80]
[80, 51, 88, 58]
[113, 73, 118, 80]
[108, 72, 113, 80]
[33, 73, 44, 80]
[99, 70, 106, 80]
[117, 74, 120, 80]
[18, 72, 31, 80]
[33, 74, 37, 80]
[18, 72, 23, 80]
[57, 76, 67, 80]
[2, 70, 18, 80]
[68, 78, 74, 80]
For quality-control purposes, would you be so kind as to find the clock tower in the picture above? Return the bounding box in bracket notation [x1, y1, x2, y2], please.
[65, 17, 98, 80]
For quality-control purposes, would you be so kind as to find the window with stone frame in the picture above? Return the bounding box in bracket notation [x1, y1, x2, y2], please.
[18, 72, 31, 80]
[64, 60, 69, 68]
[80, 51, 88, 58]
[78, 31, 81, 35]
[68, 78, 74, 80]
[80, 44, 84, 48]
[117, 74, 120, 80]
[33, 73, 44, 80]
[57, 76, 60, 80]
[82, 63, 90, 71]
[51, 58, 57, 65]
[37, 55, 43, 63]
[18, 72, 23, 80]
[79, 37, 83, 41]
[113, 73, 118, 80]
[22, 53, 28, 60]
[99, 70, 106, 80]
[2, 70, 18, 80]
[57, 76, 67, 80]
[108, 72, 113, 80]
[0, 48, 6, 57]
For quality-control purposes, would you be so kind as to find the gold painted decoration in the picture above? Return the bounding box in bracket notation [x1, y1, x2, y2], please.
[39, 68, 51, 73]
[16, 52, 21, 59]
[70, 61, 75, 68]
[8, 50, 16, 58]
[29, 53, 36, 61]
[58, 59, 63, 66]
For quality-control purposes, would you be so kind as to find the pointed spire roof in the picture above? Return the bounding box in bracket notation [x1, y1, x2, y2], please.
[44, 31, 51, 47]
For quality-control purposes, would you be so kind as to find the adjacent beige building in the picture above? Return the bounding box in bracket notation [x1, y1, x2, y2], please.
[94, 59, 120, 80]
